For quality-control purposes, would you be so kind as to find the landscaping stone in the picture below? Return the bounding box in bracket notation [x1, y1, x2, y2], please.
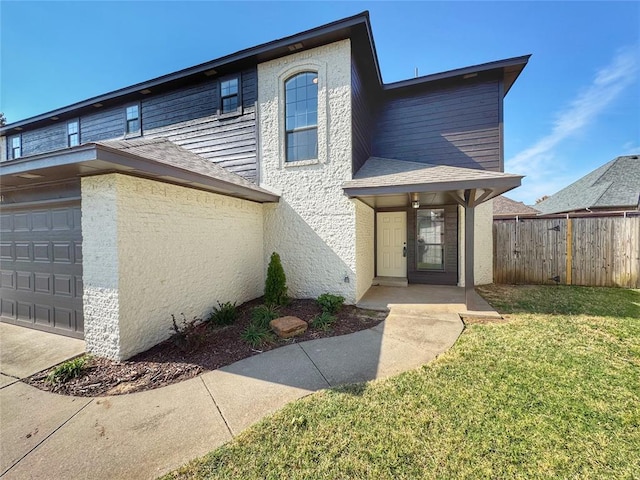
[270, 316, 307, 338]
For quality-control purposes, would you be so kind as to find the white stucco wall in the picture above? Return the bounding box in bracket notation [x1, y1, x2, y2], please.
[258, 40, 358, 303]
[355, 199, 374, 302]
[458, 199, 493, 286]
[82, 174, 264, 360]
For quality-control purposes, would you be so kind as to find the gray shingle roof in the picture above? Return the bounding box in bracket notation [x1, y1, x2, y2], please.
[345, 157, 521, 189]
[96, 138, 276, 198]
[536, 155, 640, 214]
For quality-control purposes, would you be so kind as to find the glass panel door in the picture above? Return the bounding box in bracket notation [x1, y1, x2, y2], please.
[416, 209, 445, 271]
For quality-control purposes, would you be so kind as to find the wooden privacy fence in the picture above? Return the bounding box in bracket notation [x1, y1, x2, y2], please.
[493, 213, 640, 288]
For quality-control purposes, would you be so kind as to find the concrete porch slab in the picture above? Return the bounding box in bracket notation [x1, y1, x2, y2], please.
[0, 323, 85, 379]
[357, 284, 501, 318]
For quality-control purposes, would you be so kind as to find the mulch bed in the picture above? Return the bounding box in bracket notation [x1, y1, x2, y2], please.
[25, 298, 387, 397]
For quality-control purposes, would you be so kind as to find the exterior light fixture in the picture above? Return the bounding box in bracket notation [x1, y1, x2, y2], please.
[411, 192, 420, 209]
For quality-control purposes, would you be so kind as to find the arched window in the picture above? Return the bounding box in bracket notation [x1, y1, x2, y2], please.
[285, 72, 318, 162]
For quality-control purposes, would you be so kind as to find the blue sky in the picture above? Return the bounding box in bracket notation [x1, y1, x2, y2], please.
[1, 1, 638, 204]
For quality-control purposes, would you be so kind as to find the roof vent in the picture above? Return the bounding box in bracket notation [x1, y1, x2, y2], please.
[288, 42, 304, 52]
[50, 116, 59, 121]
[463, 73, 478, 79]
[204, 69, 217, 77]
[15, 173, 45, 179]
[139, 89, 152, 95]
[92, 103, 103, 108]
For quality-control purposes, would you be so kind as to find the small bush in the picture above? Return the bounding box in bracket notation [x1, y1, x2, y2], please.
[310, 311, 337, 331]
[241, 323, 274, 348]
[209, 301, 238, 326]
[46, 356, 88, 384]
[265, 252, 288, 306]
[170, 313, 204, 351]
[317, 293, 345, 314]
[251, 304, 280, 329]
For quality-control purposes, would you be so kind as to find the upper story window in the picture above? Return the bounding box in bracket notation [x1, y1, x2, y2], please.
[219, 76, 241, 115]
[10, 135, 22, 159]
[126, 104, 140, 133]
[285, 72, 318, 162]
[67, 120, 79, 147]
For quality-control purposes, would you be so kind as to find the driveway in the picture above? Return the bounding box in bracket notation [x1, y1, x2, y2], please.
[0, 307, 468, 479]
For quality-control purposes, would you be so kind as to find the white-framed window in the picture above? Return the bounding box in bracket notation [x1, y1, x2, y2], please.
[67, 120, 79, 147]
[10, 135, 21, 159]
[125, 104, 140, 133]
[219, 75, 242, 115]
[285, 71, 318, 162]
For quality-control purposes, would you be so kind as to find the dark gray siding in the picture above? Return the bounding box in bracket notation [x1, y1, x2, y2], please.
[407, 205, 458, 285]
[351, 54, 375, 175]
[81, 106, 126, 143]
[21, 124, 67, 157]
[3, 67, 259, 181]
[143, 68, 258, 181]
[373, 80, 501, 171]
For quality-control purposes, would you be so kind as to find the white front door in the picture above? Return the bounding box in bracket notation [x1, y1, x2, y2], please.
[377, 212, 407, 277]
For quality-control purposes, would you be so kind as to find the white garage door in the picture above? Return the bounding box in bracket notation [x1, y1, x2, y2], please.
[0, 201, 83, 338]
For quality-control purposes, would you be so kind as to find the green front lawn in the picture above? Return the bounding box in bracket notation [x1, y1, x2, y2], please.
[164, 285, 640, 479]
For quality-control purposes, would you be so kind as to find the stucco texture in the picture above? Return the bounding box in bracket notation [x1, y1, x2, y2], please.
[82, 174, 264, 360]
[458, 200, 493, 286]
[258, 40, 359, 303]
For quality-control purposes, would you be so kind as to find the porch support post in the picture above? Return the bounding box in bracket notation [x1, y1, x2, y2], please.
[464, 189, 476, 311]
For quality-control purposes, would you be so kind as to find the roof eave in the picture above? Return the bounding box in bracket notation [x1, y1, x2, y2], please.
[1, 12, 377, 135]
[382, 54, 531, 95]
[0, 144, 279, 203]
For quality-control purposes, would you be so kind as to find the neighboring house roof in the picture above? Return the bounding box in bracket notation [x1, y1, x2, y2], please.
[493, 195, 540, 217]
[0, 138, 279, 203]
[0, 12, 529, 136]
[535, 155, 640, 214]
[343, 157, 522, 207]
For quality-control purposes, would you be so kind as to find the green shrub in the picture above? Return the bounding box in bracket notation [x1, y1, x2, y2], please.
[241, 323, 274, 348]
[170, 313, 204, 351]
[264, 252, 288, 306]
[310, 311, 337, 331]
[46, 356, 88, 384]
[317, 293, 345, 314]
[251, 304, 280, 329]
[209, 301, 238, 326]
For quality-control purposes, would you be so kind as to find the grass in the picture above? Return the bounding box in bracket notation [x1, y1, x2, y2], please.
[163, 285, 640, 480]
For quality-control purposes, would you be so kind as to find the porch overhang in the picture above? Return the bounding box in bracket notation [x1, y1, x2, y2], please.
[342, 157, 523, 209]
[344, 157, 524, 310]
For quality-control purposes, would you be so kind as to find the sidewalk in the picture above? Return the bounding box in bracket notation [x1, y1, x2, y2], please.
[1, 309, 466, 479]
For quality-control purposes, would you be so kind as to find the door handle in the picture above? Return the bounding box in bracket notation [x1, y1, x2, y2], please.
[403, 242, 407, 257]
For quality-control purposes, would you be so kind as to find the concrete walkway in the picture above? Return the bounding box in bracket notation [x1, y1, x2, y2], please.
[0, 301, 471, 479]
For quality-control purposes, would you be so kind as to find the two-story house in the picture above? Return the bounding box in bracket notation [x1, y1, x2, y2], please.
[0, 12, 529, 360]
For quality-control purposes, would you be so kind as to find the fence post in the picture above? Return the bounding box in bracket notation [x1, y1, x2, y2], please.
[566, 217, 573, 285]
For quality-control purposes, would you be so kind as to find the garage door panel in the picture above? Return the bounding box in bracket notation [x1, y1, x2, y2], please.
[1, 271, 15, 289]
[54, 275, 73, 296]
[53, 243, 73, 263]
[52, 209, 73, 230]
[32, 211, 50, 231]
[17, 302, 33, 321]
[1, 298, 15, 318]
[0, 201, 83, 338]
[16, 272, 33, 291]
[0, 243, 12, 260]
[34, 305, 52, 325]
[33, 243, 51, 262]
[34, 274, 52, 294]
[15, 243, 31, 261]
[13, 213, 30, 231]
